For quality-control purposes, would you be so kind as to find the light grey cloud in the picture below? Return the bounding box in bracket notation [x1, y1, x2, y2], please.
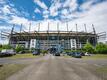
[34, 8, 41, 13]
[34, 0, 48, 10]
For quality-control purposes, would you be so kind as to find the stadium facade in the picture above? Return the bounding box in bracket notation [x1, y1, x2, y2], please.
[8, 23, 97, 50]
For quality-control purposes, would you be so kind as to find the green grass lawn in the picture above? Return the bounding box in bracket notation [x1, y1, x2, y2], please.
[64, 54, 107, 59]
[82, 54, 107, 59]
[63, 55, 72, 58]
[96, 66, 107, 73]
[96, 66, 107, 79]
[0, 64, 27, 80]
[6, 53, 41, 59]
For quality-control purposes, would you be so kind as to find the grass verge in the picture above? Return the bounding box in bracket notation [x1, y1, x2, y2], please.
[6, 53, 41, 59]
[0, 64, 27, 80]
[63, 55, 72, 58]
[82, 54, 107, 59]
[96, 66, 107, 80]
[96, 66, 107, 73]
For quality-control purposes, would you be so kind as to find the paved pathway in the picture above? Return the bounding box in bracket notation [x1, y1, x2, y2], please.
[6, 54, 107, 80]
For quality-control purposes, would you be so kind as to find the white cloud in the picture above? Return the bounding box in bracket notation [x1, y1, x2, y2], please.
[35, 0, 78, 18]
[49, 0, 78, 17]
[49, 0, 61, 16]
[42, 10, 49, 19]
[9, 16, 29, 25]
[0, 0, 5, 4]
[0, 39, 9, 44]
[17, 0, 107, 34]
[0, 0, 107, 44]
[43, 15, 49, 19]
[63, 0, 78, 11]
[2, 5, 11, 14]
[0, 1, 29, 22]
[43, 10, 49, 15]
[34, 0, 48, 10]
[68, 1, 107, 33]
[28, 20, 69, 31]
[32, 1, 107, 34]
[1, 0, 107, 34]
[7, 15, 40, 32]
[80, 0, 93, 10]
[34, 8, 41, 13]
[61, 9, 68, 16]
[0, 25, 12, 44]
[0, 26, 12, 30]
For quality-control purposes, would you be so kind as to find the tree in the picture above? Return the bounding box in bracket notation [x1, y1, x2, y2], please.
[0, 44, 2, 48]
[83, 42, 94, 53]
[95, 43, 107, 54]
[2, 44, 12, 49]
[15, 45, 24, 53]
[0, 44, 2, 51]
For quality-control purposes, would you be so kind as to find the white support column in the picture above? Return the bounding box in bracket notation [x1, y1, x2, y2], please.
[30, 39, 36, 49]
[70, 39, 76, 49]
[25, 42, 29, 48]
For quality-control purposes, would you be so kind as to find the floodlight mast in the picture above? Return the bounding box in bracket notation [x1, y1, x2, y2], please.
[57, 22, 60, 45]
[28, 22, 31, 49]
[66, 22, 69, 50]
[84, 24, 87, 33]
[76, 24, 79, 50]
[47, 22, 50, 50]
[84, 24, 89, 43]
[37, 23, 40, 50]
[9, 24, 15, 45]
[92, 24, 97, 47]
[20, 24, 22, 33]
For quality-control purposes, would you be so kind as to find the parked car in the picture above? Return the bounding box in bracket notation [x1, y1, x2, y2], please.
[81, 52, 85, 56]
[85, 52, 91, 56]
[67, 52, 73, 56]
[54, 52, 60, 56]
[72, 52, 82, 58]
[0, 49, 16, 56]
[7, 49, 16, 55]
[32, 50, 40, 55]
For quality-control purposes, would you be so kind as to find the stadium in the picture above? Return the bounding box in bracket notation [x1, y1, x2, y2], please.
[7, 23, 98, 52]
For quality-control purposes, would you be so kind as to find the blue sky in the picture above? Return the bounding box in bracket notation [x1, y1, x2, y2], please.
[0, 0, 107, 44]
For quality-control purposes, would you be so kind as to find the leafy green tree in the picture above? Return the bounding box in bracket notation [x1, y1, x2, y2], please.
[95, 43, 107, 54]
[41, 50, 47, 55]
[2, 44, 12, 49]
[0, 44, 2, 51]
[15, 45, 24, 53]
[0, 44, 2, 48]
[83, 42, 94, 53]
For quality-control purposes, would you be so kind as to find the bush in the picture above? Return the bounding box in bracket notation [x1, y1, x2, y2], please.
[0, 44, 2, 48]
[2, 44, 13, 49]
[15, 45, 24, 53]
[30, 48, 35, 52]
[0, 44, 13, 52]
[83, 42, 94, 53]
[95, 43, 107, 54]
[41, 50, 48, 53]
[64, 50, 71, 53]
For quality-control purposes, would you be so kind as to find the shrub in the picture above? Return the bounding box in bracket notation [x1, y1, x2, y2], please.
[83, 42, 94, 53]
[95, 43, 107, 54]
[15, 45, 24, 53]
[41, 50, 48, 53]
[2, 44, 13, 49]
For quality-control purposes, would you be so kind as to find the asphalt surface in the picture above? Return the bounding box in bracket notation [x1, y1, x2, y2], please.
[1, 54, 107, 80]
